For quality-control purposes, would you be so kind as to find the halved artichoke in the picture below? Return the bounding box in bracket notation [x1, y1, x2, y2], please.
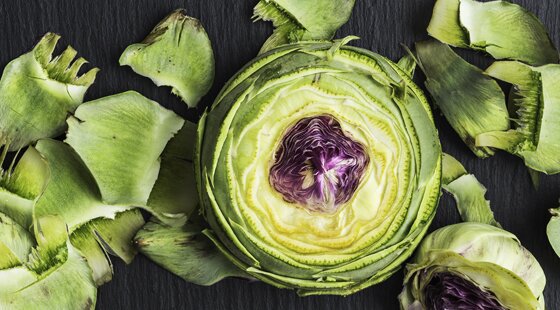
[196, 39, 442, 295]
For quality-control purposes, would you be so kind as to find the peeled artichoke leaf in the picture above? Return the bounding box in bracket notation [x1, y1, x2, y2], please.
[254, 0, 356, 53]
[397, 52, 417, 78]
[441, 154, 499, 227]
[119, 10, 214, 108]
[33, 140, 133, 236]
[146, 121, 199, 227]
[0, 242, 97, 310]
[416, 40, 510, 158]
[65, 91, 185, 206]
[70, 225, 113, 286]
[0, 212, 34, 269]
[135, 218, 250, 286]
[482, 61, 560, 174]
[0, 146, 49, 229]
[547, 205, 560, 258]
[0, 33, 98, 151]
[428, 0, 558, 66]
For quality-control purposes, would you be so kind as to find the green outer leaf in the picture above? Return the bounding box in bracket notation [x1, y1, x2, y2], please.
[0, 147, 49, 229]
[0, 212, 33, 269]
[254, 0, 356, 53]
[441, 154, 499, 227]
[65, 91, 184, 206]
[0, 33, 98, 151]
[547, 205, 560, 258]
[146, 121, 199, 226]
[120, 10, 214, 108]
[0, 243, 97, 310]
[135, 218, 250, 286]
[427, 0, 558, 66]
[482, 62, 560, 174]
[397, 53, 416, 78]
[33, 139, 132, 236]
[71, 209, 145, 285]
[416, 40, 510, 158]
[400, 223, 546, 309]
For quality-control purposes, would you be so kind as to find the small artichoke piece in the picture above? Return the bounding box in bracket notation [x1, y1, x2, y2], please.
[65, 91, 184, 206]
[254, 0, 356, 53]
[0, 242, 97, 310]
[197, 40, 442, 295]
[135, 218, 250, 286]
[0, 33, 98, 151]
[0, 146, 49, 229]
[0, 212, 33, 269]
[428, 0, 558, 66]
[479, 62, 560, 174]
[416, 40, 510, 158]
[547, 202, 560, 258]
[120, 10, 215, 108]
[399, 223, 546, 310]
[441, 154, 498, 227]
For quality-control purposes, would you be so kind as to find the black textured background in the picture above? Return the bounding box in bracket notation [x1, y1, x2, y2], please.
[1, 0, 559, 309]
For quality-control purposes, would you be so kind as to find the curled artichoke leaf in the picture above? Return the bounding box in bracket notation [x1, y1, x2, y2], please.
[415, 40, 510, 158]
[428, 0, 558, 66]
[0, 146, 49, 229]
[0, 212, 34, 269]
[65, 91, 185, 207]
[120, 10, 215, 108]
[480, 61, 560, 174]
[400, 223, 546, 310]
[547, 202, 560, 258]
[0, 33, 98, 152]
[197, 40, 442, 295]
[146, 121, 199, 227]
[441, 153, 499, 227]
[254, 0, 356, 53]
[135, 216, 251, 286]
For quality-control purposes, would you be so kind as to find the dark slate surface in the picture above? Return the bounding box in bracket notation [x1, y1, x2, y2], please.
[1, 0, 558, 309]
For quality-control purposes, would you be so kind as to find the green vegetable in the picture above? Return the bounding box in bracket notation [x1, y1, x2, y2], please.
[441, 154, 498, 227]
[479, 61, 560, 174]
[120, 10, 215, 108]
[400, 155, 545, 309]
[415, 40, 510, 158]
[0, 33, 98, 151]
[254, 0, 356, 53]
[399, 223, 546, 309]
[547, 202, 560, 258]
[195, 39, 442, 295]
[428, 0, 558, 66]
[135, 217, 250, 286]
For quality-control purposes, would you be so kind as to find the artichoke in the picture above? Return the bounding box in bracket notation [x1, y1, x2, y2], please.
[195, 39, 442, 295]
[399, 223, 546, 309]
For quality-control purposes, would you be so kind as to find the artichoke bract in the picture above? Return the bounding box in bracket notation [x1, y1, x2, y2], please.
[399, 223, 546, 310]
[196, 39, 442, 295]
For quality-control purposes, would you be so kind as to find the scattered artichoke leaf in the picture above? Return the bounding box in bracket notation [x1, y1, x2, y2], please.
[71, 209, 145, 285]
[119, 9, 215, 108]
[547, 202, 560, 258]
[65, 91, 185, 206]
[416, 40, 510, 158]
[442, 154, 499, 227]
[397, 53, 416, 78]
[33, 139, 133, 236]
[0, 146, 49, 229]
[0, 212, 34, 269]
[527, 168, 541, 190]
[70, 224, 114, 286]
[146, 121, 199, 227]
[428, 0, 558, 66]
[0, 242, 97, 310]
[135, 217, 250, 286]
[400, 223, 546, 309]
[0, 32, 98, 151]
[253, 0, 356, 53]
[480, 61, 560, 174]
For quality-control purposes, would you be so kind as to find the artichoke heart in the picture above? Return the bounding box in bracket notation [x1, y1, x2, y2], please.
[196, 40, 442, 295]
